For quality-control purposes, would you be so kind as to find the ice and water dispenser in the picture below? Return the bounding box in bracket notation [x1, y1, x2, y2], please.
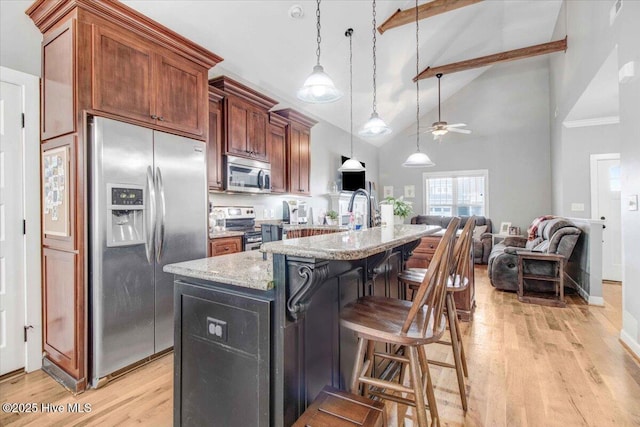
[106, 184, 145, 247]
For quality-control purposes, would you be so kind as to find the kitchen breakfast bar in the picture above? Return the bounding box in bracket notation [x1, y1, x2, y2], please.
[164, 224, 440, 426]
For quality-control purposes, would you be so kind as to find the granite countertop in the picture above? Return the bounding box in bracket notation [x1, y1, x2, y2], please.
[164, 250, 273, 291]
[284, 224, 348, 231]
[209, 230, 245, 239]
[261, 224, 441, 260]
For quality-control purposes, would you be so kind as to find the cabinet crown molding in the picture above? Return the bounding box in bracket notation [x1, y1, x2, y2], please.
[26, 0, 223, 69]
[274, 109, 318, 128]
[208, 87, 226, 103]
[209, 76, 278, 110]
[268, 112, 289, 128]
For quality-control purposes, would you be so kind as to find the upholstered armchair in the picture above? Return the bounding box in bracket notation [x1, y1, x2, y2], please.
[488, 217, 582, 292]
[410, 215, 493, 264]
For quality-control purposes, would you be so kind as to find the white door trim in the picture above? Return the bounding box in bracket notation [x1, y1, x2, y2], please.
[590, 153, 620, 219]
[0, 66, 42, 372]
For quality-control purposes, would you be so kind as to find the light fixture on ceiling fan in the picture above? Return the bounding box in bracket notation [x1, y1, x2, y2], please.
[426, 73, 471, 140]
[339, 28, 365, 172]
[297, 0, 342, 103]
[403, 0, 434, 168]
[359, 0, 392, 138]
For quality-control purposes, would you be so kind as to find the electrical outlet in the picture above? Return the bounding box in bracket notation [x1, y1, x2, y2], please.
[207, 317, 227, 342]
[571, 203, 585, 212]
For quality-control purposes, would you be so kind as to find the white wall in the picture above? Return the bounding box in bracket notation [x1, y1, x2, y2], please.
[0, 1, 41, 76]
[378, 58, 551, 231]
[549, 0, 640, 357]
[559, 123, 620, 218]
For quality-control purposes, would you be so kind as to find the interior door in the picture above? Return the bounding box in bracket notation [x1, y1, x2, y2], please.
[0, 81, 25, 375]
[153, 131, 207, 352]
[593, 154, 622, 281]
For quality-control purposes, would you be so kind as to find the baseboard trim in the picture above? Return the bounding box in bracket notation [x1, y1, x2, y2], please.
[620, 330, 640, 362]
[588, 296, 604, 306]
[42, 357, 86, 394]
[574, 282, 589, 303]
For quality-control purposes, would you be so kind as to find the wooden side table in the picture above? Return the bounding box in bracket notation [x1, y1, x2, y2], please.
[517, 251, 566, 308]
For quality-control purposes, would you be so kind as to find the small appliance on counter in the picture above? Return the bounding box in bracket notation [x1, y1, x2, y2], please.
[210, 206, 262, 251]
[283, 200, 309, 225]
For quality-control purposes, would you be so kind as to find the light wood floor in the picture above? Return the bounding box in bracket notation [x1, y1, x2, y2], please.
[1, 267, 639, 426]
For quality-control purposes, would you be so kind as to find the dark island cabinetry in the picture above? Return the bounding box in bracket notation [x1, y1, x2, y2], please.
[173, 279, 274, 427]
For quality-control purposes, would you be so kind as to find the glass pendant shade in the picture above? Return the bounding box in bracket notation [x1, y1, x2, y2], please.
[359, 112, 392, 137]
[403, 151, 434, 168]
[297, 65, 342, 103]
[339, 157, 365, 172]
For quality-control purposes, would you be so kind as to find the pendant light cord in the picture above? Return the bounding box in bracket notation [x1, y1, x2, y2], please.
[348, 29, 354, 156]
[415, 0, 420, 152]
[371, 0, 378, 114]
[437, 73, 442, 122]
[315, 0, 322, 66]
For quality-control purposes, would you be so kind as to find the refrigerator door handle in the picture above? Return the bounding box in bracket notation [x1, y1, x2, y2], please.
[145, 166, 156, 264]
[155, 166, 166, 262]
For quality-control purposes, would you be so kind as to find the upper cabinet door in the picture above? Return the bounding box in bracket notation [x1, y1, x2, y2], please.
[208, 100, 224, 190]
[42, 20, 75, 141]
[289, 126, 301, 193]
[155, 53, 206, 137]
[267, 122, 287, 193]
[297, 126, 311, 195]
[248, 108, 268, 161]
[93, 25, 154, 125]
[226, 97, 250, 156]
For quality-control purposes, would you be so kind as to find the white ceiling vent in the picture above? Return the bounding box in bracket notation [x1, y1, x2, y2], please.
[610, 0, 622, 26]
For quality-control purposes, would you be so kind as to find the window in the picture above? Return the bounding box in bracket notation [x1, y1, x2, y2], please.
[423, 170, 488, 217]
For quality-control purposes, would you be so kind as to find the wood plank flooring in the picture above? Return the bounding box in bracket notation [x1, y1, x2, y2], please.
[1, 266, 639, 426]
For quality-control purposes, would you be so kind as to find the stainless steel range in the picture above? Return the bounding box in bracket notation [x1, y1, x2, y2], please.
[212, 206, 262, 251]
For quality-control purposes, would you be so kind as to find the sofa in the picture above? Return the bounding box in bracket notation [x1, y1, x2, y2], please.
[487, 217, 582, 292]
[410, 215, 493, 264]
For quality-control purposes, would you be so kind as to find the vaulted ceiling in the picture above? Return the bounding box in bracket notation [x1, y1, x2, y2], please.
[123, 0, 563, 146]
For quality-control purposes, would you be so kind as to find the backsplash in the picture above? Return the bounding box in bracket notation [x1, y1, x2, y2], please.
[208, 192, 331, 224]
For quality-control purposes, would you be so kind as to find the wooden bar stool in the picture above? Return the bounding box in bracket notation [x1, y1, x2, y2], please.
[397, 217, 475, 412]
[293, 386, 386, 427]
[340, 218, 460, 427]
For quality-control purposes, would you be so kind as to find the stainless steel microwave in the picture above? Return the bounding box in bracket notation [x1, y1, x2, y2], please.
[225, 155, 271, 194]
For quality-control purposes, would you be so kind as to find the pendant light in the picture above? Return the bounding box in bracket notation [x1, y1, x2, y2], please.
[297, 0, 342, 103]
[359, 0, 392, 137]
[403, 0, 434, 168]
[339, 28, 366, 172]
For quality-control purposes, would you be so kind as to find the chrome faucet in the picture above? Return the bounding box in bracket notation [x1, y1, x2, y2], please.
[347, 188, 376, 229]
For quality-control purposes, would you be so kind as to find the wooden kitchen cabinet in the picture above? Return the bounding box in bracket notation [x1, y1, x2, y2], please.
[28, 0, 222, 391]
[274, 109, 317, 196]
[210, 236, 243, 256]
[207, 87, 225, 190]
[406, 234, 476, 321]
[93, 22, 208, 138]
[209, 76, 277, 162]
[267, 113, 288, 193]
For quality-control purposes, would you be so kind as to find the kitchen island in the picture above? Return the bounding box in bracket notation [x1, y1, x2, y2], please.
[165, 224, 440, 427]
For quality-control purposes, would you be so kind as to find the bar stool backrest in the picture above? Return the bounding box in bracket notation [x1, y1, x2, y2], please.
[451, 216, 476, 286]
[402, 217, 460, 337]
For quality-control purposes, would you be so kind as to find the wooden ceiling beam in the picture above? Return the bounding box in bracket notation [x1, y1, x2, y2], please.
[378, 0, 483, 34]
[413, 37, 568, 81]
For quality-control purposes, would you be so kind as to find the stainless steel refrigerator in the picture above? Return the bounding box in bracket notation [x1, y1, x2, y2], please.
[88, 116, 207, 387]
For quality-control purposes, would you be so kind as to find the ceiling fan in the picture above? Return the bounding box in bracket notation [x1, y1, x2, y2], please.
[424, 73, 471, 140]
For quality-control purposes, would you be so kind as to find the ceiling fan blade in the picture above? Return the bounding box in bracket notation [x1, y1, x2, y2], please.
[448, 127, 472, 134]
[447, 123, 467, 128]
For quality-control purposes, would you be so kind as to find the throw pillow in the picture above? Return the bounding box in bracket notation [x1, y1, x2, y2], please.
[472, 225, 487, 240]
